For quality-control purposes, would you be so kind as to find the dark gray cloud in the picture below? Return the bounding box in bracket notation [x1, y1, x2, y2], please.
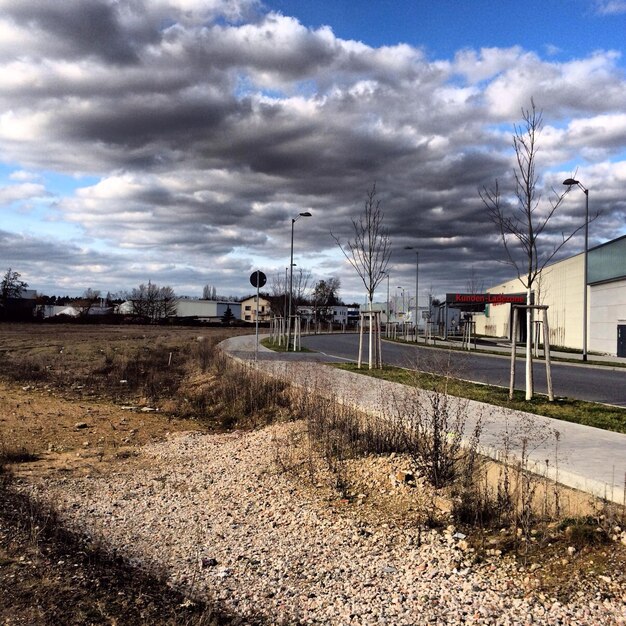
[0, 0, 625, 301]
[0, 0, 149, 64]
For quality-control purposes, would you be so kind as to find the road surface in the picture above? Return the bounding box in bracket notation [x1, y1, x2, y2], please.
[300, 333, 626, 406]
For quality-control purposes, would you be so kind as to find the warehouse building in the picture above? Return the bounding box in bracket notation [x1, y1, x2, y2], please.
[473, 235, 626, 357]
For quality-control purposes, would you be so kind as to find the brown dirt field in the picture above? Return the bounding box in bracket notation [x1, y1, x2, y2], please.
[1, 323, 625, 623]
[0, 324, 245, 476]
[0, 378, 203, 478]
[0, 323, 255, 625]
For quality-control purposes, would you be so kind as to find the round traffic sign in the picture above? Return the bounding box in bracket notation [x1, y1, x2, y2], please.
[250, 271, 267, 288]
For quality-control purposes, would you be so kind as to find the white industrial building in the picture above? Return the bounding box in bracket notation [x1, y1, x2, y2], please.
[115, 298, 241, 322]
[174, 299, 241, 321]
[474, 235, 626, 357]
[297, 304, 360, 326]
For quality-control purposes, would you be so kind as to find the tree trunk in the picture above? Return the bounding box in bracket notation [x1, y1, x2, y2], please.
[525, 286, 534, 400]
[368, 298, 373, 370]
[357, 313, 363, 368]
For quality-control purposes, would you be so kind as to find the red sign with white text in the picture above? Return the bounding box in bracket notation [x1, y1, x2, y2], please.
[445, 293, 526, 306]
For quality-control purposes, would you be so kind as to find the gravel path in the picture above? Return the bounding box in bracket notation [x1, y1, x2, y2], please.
[25, 423, 625, 626]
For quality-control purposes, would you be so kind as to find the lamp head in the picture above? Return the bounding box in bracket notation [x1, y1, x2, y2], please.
[292, 211, 312, 224]
[563, 178, 588, 194]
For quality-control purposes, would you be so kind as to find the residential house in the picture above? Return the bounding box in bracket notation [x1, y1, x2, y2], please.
[240, 296, 271, 323]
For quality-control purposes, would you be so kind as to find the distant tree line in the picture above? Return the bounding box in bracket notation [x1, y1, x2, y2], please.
[264, 271, 344, 322]
[1, 266, 348, 325]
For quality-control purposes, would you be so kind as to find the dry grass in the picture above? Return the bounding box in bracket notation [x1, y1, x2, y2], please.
[0, 324, 277, 625]
[1, 323, 625, 612]
[272, 373, 626, 575]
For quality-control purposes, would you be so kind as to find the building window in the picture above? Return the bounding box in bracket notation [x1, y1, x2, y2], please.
[245, 305, 251, 311]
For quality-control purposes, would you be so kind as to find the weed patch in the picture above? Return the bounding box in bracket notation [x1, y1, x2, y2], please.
[169, 345, 292, 429]
[332, 363, 626, 434]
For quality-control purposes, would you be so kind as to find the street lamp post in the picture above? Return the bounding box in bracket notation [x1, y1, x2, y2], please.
[405, 246, 419, 342]
[288, 211, 312, 349]
[381, 271, 391, 330]
[396, 286, 406, 340]
[563, 178, 589, 362]
[284, 267, 288, 320]
[386, 273, 390, 326]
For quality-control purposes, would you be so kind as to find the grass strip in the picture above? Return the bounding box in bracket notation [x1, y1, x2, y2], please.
[331, 363, 626, 435]
[260, 338, 312, 353]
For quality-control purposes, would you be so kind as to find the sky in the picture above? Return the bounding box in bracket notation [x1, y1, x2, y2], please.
[1, 0, 626, 305]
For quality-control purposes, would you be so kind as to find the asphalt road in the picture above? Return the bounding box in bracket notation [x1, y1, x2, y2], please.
[300, 334, 626, 407]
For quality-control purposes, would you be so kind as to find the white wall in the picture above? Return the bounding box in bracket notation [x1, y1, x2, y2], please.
[475, 252, 585, 350]
[177, 300, 242, 319]
[590, 277, 626, 355]
[175, 300, 219, 318]
[537, 253, 585, 350]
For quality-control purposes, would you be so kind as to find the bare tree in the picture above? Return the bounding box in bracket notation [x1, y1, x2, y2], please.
[312, 277, 341, 322]
[332, 184, 391, 368]
[269, 270, 289, 316]
[128, 282, 151, 319]
[268, 267, 311, 317]
[1, 268, 28, 302]
[156, 285, 178, 319]
[479, 100, 588, 400]
[292, 268, 312, 308]
[73, 288, 102, 317]
[332, 184, 391, 308]
[465, 265, 485, 294]
[202, 284, 217, 300]
[129, 281, 177, 322]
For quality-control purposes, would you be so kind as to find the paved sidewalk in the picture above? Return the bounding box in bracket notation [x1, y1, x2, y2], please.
[221, 334, 626, 505]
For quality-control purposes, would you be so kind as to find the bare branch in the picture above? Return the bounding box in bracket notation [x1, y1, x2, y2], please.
[331, 184, 392, 305]
[479, 99, 588, 291]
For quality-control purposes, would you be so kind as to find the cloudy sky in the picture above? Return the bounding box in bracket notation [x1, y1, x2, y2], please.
[1, 0, 625, 305]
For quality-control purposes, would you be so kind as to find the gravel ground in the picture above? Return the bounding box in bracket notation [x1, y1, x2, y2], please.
[24, 423, 625, 626]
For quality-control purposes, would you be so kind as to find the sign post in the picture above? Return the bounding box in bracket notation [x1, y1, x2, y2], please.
[250, 271, 267, 361]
